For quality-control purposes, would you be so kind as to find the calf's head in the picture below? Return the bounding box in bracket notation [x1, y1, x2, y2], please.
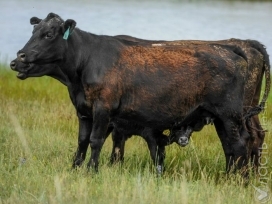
[17, 12, 76, 64]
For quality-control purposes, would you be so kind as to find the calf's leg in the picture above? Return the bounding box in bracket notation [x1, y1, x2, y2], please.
[110, 128, 126, 164]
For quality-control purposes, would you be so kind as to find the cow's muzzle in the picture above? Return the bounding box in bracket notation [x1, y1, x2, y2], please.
[10, 60, 16, 71]
[10, 60, 32, 80]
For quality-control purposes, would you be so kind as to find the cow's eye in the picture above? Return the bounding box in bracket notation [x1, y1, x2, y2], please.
[45, 33, 53, 39]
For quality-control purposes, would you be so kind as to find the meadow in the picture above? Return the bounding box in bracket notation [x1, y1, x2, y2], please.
[0, 63, 271, 204]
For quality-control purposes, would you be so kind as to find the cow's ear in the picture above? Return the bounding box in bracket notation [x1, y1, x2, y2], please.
[62, 19, 76, 40]
[30, 17, 41, 25]
[64, 19, 76, 33]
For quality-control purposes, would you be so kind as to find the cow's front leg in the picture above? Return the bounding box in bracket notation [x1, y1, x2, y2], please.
[72, 115, 93, 168]
[87, 103, 109, 172]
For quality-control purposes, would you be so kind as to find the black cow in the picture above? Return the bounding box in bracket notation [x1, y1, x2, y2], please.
[16, 13, 259, 175]
[10, 59, 216, 173]
[10, 59, 175, 173]
[113, 35, 271, 168]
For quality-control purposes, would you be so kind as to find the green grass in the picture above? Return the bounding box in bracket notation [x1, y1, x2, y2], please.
[0, 64, 271, 204]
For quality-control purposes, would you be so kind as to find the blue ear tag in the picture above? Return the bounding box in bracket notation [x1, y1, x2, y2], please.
[63, 27, 70, 40]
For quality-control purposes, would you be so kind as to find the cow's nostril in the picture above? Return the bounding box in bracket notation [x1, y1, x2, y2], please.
[17, 52, 26, 61]
[10, 61, 16, 70]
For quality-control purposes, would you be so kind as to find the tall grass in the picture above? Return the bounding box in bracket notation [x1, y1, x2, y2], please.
[0, 64, 271, 204]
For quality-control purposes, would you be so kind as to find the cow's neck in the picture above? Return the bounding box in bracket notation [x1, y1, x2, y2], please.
[47, 66, 68, 86]
[59, 28, 122, 85]
[58, 28, 96, 83]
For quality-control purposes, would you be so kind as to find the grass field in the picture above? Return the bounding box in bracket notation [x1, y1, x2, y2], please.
[0, 63, 271, 204]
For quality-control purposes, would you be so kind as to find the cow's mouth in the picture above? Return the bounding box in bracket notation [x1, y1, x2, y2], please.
[16, 63, 33, 80]
[17, 72, 27, 80]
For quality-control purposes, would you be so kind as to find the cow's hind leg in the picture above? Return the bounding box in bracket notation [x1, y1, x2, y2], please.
[213, 119, 233, 173]
[214, 116, 250, 177]
[222, 117, 250, 176]
[248, 115, 265, 169]
[72, 117, 93, 168]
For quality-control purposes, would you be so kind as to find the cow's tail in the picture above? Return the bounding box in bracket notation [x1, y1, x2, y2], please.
[243, 40, 271, 120]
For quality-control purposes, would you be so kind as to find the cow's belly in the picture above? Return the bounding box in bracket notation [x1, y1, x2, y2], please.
[114, 93, 202, 129]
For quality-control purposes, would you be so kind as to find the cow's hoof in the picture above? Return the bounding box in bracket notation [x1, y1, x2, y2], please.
[156, 165, 164, 175]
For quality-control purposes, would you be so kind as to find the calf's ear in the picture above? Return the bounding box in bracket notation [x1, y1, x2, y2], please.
[30, 17, 42, 25]
[62, 19, 77, 40]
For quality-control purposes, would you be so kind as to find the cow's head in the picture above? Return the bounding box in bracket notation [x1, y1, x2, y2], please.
[17, 12, 76, 64]
[10, 58, 67, 85]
